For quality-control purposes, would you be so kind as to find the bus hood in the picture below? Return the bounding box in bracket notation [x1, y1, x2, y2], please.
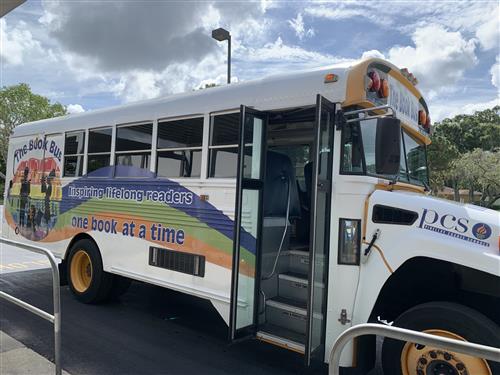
[367, 189, 500, 276]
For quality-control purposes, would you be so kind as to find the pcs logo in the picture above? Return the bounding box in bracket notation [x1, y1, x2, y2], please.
[419, 208, 492, 247]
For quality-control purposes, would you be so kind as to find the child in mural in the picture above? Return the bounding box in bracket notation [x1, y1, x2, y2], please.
[19, 167, 31, 227]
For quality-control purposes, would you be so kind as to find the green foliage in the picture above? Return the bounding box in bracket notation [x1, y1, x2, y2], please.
[0, 83, 67, 174]
[432, 106, 500, 153]
[427, 133, 459, 192]
[429, 106, 500, 206]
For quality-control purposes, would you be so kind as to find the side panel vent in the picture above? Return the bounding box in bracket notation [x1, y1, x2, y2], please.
[372, 205, 418, 225]
[149, 246, 205, 277]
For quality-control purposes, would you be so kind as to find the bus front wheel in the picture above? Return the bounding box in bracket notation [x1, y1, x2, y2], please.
[381, 302, 499, 375]
[67, 239, 113, 304]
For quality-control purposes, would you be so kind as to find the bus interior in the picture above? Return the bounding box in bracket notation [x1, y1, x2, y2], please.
[251, 105, 326, 352]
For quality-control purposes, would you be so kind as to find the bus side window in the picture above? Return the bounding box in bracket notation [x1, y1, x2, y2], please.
[87, 127, 112, 175]
[63, 131, 85, 177]
[341, 123, 363, 174]
[115, 123, 153, 177]
[208, 113, 239, 178]
[157, 117, 203, 178]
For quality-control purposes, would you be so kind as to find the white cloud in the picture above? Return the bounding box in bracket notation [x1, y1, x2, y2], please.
[491, 58, 500, 89]
[105, 52, 229, 103]
[430, 98, 499, 121]
[388, 25, 477, 93]
[304, 4, 392, 26]
[0, 19, 41, 66]
[66, 104, 85, 114]
[243, 37, 337, 64]
[475, 13, 499, 50]
[32, 0, 274, 105]
[111, 71, 162, 103]
[288, 13, 315, 40]
[361, 49, 385, 60]
[304, 1, 499, 40]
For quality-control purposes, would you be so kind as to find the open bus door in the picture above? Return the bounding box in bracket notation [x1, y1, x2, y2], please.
[229, 106, 268, 340]
[305, 95, 335, 365]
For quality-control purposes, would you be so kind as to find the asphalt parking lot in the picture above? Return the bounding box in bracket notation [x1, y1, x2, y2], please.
[1, 268, 319, 375]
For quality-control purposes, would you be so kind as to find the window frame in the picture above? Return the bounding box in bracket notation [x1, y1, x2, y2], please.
[401, 129, 429, 187]
[398, 129, 410, 182]
[339, 116, 367, 176]
[156, 115, 204, 179]
[114, 121, 153, 178]
[63, 130, 86, 178]
[208, 111, 240, 179]
[86, 126, 113, 177]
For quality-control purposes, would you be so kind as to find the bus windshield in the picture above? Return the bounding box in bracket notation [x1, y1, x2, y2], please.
[341, 118, 429, 186]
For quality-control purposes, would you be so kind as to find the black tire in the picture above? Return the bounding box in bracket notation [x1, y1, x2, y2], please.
[109, 275, 132, 300]
[382, 301, 500, 375]
[67, 239, 113, 304]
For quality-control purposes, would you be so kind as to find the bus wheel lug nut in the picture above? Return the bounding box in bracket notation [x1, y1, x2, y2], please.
[443, 352, 452, 361]
[456, 363, 465, 371]
[429, 351, 437, 359]
[419, 357, 427, 365]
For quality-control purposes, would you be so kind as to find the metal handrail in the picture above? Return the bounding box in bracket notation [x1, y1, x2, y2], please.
[343, 105, 396, 123]
[329, 323, 500, 375]
[0, 237, 62, 375]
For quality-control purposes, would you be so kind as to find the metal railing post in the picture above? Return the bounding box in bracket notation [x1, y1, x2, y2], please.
[329, 323, 500, 375]
[0, 237, 62, 375]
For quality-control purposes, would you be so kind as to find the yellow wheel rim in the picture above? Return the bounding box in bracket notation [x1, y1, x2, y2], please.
[401, 329, 492, 375]
[70, 250, 93, 293]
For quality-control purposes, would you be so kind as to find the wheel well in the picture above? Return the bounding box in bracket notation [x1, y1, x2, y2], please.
[64, 232, 98, 260]
[354, 256, 499, 372]
[369, 256, 499, 325]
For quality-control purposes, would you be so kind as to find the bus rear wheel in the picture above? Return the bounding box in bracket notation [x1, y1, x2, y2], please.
[381, 302, 499, 375]
[67, 239, 113, 304]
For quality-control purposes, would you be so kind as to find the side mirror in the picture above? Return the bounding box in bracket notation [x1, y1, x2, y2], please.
[375, 117, 401, 175]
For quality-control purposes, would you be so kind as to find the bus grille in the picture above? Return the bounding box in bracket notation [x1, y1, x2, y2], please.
[149, 246, 205, 277]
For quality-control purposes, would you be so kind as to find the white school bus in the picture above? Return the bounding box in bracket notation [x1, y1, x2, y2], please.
[3, 58, 499, 374]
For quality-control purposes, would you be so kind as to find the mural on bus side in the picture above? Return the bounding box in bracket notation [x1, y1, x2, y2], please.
[5, 137, 63, 241]
[4, 136, 256, 277]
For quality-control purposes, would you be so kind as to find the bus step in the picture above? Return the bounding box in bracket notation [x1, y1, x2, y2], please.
[286, 250, 309, 274]
[278, 272, 325, 303]
[256, 323, 305, 354]
[265, 296, 307, 335]
[278, 272, 308, 302]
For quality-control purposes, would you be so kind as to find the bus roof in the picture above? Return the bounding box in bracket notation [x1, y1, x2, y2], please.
[12, 58, 428, 138]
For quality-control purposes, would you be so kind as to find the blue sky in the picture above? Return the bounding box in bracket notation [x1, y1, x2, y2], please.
[1, 1, 499, 121]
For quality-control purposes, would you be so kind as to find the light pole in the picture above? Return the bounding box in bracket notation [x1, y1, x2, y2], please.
[212, 28, 231, 84]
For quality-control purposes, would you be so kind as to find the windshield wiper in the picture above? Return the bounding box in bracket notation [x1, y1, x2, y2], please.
[422, 180, 431, 192]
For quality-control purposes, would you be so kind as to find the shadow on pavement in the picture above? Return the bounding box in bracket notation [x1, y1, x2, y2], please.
[0, 269, 322, 375]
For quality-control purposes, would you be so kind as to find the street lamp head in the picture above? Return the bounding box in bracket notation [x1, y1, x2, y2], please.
[212, 28, 230, 42]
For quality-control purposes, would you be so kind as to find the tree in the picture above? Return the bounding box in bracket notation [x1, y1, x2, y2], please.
[429, 106, 500, 205]
[431, 106, 500, 153]
[427, 133, 460, 194]
[0, 83, 67, 173]
[451, 149, 500, 206]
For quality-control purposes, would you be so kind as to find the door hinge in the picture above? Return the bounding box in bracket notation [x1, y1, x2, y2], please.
[338, 309, 351, 325]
